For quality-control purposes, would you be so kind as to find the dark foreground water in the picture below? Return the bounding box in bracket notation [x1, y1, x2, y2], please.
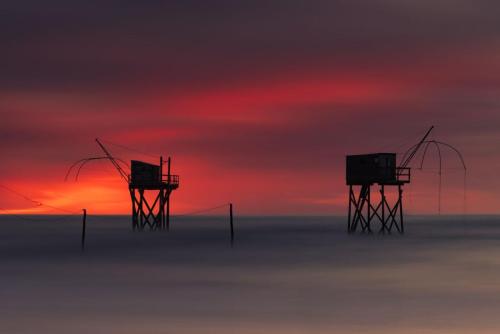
[1, 215, 500, 333]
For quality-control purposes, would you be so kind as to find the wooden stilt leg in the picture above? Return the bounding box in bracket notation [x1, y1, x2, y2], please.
[399, 185, 404, 234]
[367, 186, 372, 233]
[166, 193, 170, 231]
[348, 185, 352, 233]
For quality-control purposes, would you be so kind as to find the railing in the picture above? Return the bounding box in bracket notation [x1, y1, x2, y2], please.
[162, 174, 180, 185]
[396, 167, 411, 183]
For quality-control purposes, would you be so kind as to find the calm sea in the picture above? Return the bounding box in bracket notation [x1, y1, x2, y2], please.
[1, 215, 499, 333]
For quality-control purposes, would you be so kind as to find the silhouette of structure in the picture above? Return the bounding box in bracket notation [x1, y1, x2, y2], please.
[346, 126, 433, 234]
[95, 139, 179, 230]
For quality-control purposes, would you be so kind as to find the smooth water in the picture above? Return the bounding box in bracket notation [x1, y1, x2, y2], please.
[1, 215, 500, 333]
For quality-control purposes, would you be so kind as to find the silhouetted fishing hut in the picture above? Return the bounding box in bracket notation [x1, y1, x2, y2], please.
[129, 158, 179, 230]
[346, 126, 433, 234]
[95, 139, 179, 230]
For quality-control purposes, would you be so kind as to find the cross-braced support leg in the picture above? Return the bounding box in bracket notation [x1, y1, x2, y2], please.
[348, 185, 372, 233]
[348, 184, 405, 235]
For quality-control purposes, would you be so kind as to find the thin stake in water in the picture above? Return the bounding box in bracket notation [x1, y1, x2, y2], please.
[81, 209, 87, 252]
[229, 203, 234, 246]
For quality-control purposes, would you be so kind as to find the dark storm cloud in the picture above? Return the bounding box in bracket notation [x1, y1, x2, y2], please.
[3, 0, 500, 92]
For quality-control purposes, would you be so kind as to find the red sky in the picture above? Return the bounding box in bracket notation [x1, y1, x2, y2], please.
[2, 1, 500, 215]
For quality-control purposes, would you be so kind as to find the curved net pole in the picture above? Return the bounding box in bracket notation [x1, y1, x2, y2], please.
[65, 158, 96, 181]
[75, 158, 130, 181]
[463, 168, 467, 216]
[432, 141, 467, 215]
[403, 140, 466, 170]
[399, 126, 434, 169]
[419, 140, 467, 215]
[75, 158, 107, 181]
[65, 157, 130, 182]
[400, 137, 467, 217]
[419, 141, 444, 214]
[419, 141, 432, 169]
[399, 143, 419, 167]
[433, 141, 467, 171]
[435, 141, 468, 216]
[431, 141, 443, 214]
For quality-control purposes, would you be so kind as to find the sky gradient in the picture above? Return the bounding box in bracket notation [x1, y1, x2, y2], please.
[2, 1, 500, 214]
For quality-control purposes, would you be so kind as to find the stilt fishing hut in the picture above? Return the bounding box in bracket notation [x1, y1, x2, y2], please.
[346, 126, 434, 234]
[95, 139, 179, 230]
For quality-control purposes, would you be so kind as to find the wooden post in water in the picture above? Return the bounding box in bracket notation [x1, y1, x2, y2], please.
[81, 209, 87, 252]
[229, 203, 234, 246]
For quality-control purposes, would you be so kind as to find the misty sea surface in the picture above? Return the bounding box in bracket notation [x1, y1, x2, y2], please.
[1, 215, 500, 333]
